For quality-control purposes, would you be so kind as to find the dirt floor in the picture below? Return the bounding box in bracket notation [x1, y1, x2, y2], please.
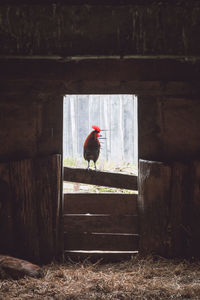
[1, 255, 200, 300]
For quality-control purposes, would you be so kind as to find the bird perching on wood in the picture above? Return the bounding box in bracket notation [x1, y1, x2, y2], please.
[83, 125, 101, 170]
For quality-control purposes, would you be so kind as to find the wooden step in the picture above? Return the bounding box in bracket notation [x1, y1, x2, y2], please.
[64, 193, 138, 215]
[64, 232, 139, 251]
[64, 250, 139, 263]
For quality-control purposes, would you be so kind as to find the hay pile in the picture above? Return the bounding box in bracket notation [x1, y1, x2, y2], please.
[1, 255, 200, 300]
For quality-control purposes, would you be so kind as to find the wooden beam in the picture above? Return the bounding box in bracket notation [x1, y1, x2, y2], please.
[0, 0, 197, 5]
[64, 193, 138, 215]
[1, 58, 200, 96]
[64, 167, 138, 190]
[64, 232, 139, 251]
[1, 79, 199, 97]
[64, 215, 138, 234]
[1, 58, 200, 82]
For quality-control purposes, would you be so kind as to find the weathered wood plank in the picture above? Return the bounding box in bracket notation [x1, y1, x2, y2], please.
[0, 155, 62, 264]
[1, 1, 200, 57]
[64, 215, 138, 234]
[1, 79, 199, 97]
[64, 193, 138, 215]
[0, 163, 13, 254]
[9, 159, 40, 261]
[2, 58, 200, 82]
[64, 250, 138, 263]
[138, 159, 171, 256]
[64, 232, 139, 251]
[170, 162, 190, 257]
[138, 96, 200, 162]
[189, 161, 200, 257]
[64, 167, 138, 190]
[33, 155, 62, 263]
[1, 58, 200, 96]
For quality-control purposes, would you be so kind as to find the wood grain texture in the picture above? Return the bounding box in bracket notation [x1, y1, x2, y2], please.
[1, 58, 200, 96]
[0, 97, 63, 163]
[0, 155, 62, 264]
[33, 155, 62, 263]
[1, 78, 199, 97]
[64, 232, 139, 251]
[64, 193, 138, 215]
[138, 159, 171, 256]
[64, 167, 138, 190]
[64, 215, 138, 234]
[9, 159, 40, 261]
[1, 5, 200, 56]
[0, 163, 13, 254]
[138, 97, 200, 162]
[189, 161, 200, 257]
[64, 193, 139, 253]
[170, 162, 190, 257]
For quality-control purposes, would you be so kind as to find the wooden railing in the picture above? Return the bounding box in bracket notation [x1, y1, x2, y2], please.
[63, 167, 138, 190]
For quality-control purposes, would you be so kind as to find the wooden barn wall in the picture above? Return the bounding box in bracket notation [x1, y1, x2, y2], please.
[0, 1, 200, 261]
[0, 96, 63, 163]
[138, 96, 200, 257]
[0, 2, 200, 57]
[138, 96, 200, 162]
[0, 95, 63, 263]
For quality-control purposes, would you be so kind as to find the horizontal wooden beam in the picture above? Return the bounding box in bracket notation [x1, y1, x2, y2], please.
[1, 79, 199, 97]
[1, 58, 200, 82]
[64, 232, 139, 251]
[63, 167, 138, 190]
[64, 193, 138, 215]
[64, 215, 138, 234]
[0, 0, 198, 5]
[1, 58, 200, 96]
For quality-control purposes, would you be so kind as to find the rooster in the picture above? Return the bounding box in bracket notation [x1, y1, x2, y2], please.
[83, 125, 101, 170]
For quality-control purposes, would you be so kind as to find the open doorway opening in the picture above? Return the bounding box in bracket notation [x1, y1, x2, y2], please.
[63, 95, 139, 260]
[63, 94, 138, 193]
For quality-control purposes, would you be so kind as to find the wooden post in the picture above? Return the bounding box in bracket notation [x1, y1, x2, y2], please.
[0, 155, 62, 264]
[9, 159, 40, 262]
[170, 162, 190, 257]
[189, 161, 200, 257]
[0, 164, 13, 255]
[138, 159, 193, 258]
[33, 155, 62, 263]
[138, 159, 171, 256]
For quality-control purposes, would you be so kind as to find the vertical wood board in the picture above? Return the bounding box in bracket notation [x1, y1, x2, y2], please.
[138, 159, 171, 256]
[0, 155, 62, 264]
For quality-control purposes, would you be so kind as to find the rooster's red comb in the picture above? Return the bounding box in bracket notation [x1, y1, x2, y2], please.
[92, 125, 101, 132]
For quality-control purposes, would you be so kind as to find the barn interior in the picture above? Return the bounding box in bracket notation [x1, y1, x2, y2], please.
[0, 0, 200, 268]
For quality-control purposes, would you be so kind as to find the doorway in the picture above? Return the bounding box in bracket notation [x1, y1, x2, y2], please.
[63, 94, 138, 261]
